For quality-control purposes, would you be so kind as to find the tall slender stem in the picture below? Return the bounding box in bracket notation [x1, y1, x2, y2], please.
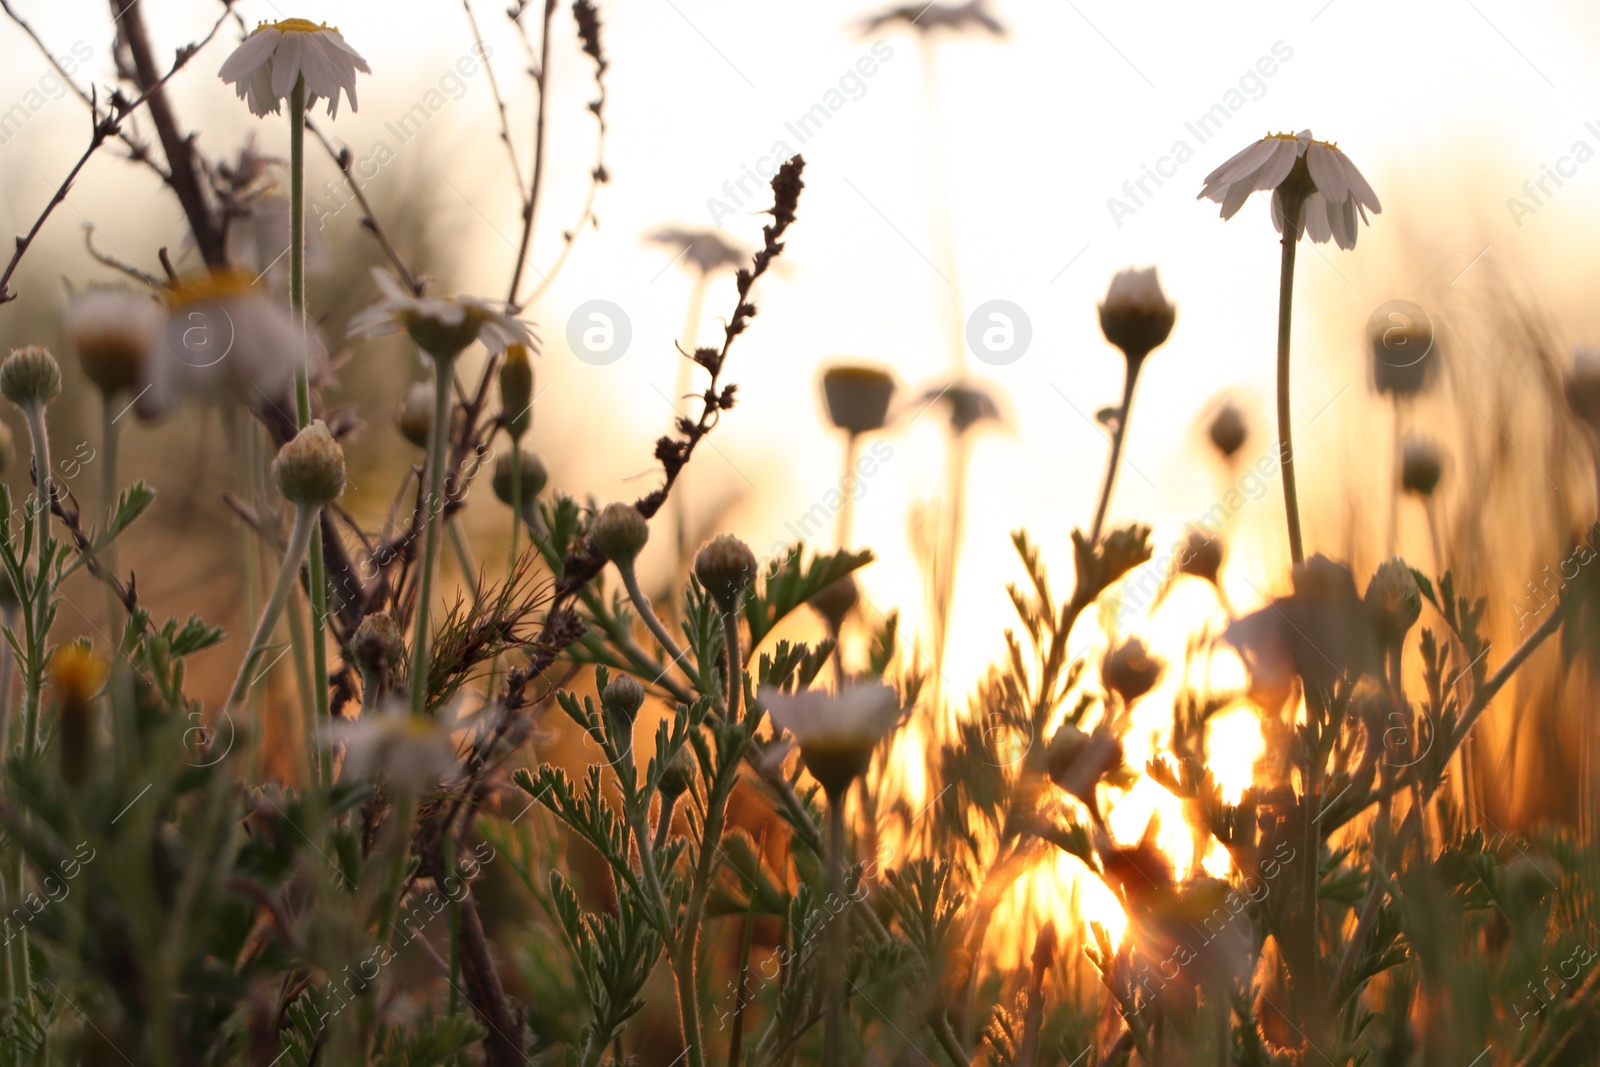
[21, 404, 52, 757]
[1275, 198, 1306, 565]
[1088, 356, 1144, 546]
[101, 397, 120, 635]
[617, 559, 694, 688]
[822, 796, 848, 1066]
[410, 355, 455, 718]
[722, 610, 742, 722]
[836, 433, 861, 549]
[226, 506, 317, 711]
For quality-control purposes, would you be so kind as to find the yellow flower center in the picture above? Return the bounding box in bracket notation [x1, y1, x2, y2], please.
[1265, 130, 1340, 151]
[258, 18, 338, 34]
[166, 270, 257, 309]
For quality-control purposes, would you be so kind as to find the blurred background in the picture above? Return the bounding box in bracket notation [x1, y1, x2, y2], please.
[2, 0, 1598, 837]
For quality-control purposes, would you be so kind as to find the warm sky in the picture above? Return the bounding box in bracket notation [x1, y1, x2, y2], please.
[3, 0, 1600, 697]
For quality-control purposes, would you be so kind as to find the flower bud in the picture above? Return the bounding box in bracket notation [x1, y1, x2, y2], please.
[1098, 267, 1176, 361]
[1400, 436, 1443, 497]
[1370, 314, 1435, 397]
[0, 421, 14, 477]
[820, 364, 895, 435]
[395, 381, 434, 448]
[52, 644, 105, 787]
[1177, 530, 1224, 587]
[694, 534, 758, 611]
[659, 746, 697, 798]
[352, 612, 405, 686]
[500, 344, 535, 440]
[602, 673, 645, 725]
[492, 450, 549, 509]
[809, 574, 858, 633]
[1365, 558, 1421, 645]
[1101, 637, 1162, 705]
[590, 502, 649, 564]
[1, 346, 62, 410]
[273, 420, 347, 507]
[1207, 403, 1247, 459]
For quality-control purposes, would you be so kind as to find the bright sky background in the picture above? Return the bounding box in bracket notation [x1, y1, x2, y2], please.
[3, 0, 1600, 698]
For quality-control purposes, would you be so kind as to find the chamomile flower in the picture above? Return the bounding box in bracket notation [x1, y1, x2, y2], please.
[137, 270, 325, 418]
[760, 682, 902, 798]
[218, 18, 370, 119]
[1198, 129, 1381, 250]
[348, 269, 537, 361]
[66, 286, 164, 399]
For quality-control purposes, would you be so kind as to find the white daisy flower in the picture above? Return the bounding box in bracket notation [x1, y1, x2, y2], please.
[1198, 130, 1381, 250]
[760, 682, 902, 798]
[332, 710, 456, 794]
[218, 18, 370, 119]
[136, 270, 326, 419]
[348, 268, 538, 361]
[67, 286, 164, 399]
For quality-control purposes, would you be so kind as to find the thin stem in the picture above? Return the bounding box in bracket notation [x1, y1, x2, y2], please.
[21, 404, 53, 758]
[289, 78, 310, 426]
[836, 433, 861, 549]
[410, 356, 456, 718]
[508, 438, 523, 573]
[507, 0, 555, 309]
[653, 793, 678, 854]
[1275, 197, 1306, 565]
[822, 796, 848, 1067]
[1088, 356, 1143, 546]
[448, 518, 481, 600]
[226, 506, 317, 710]
[616, 558, 695, 686]
[723, 610, 743, 722]
[101, 396, 120, 634]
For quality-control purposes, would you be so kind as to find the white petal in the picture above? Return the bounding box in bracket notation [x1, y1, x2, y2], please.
[1218, 179, 1255, 220]
[1332, 196, 1358, 250]
[1201, 138, 1273, 191]
[1252, 140, 1299, 191]
[1336, 151, 1381, 213]
[1304, 143, 1347, 205]
[1301, 192, 1332, 243]
[271, 31, 305, 102]
[218, 29, 279, 83]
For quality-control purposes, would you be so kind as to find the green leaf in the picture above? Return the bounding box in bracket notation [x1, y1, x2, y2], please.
[743, 544, 873, 649]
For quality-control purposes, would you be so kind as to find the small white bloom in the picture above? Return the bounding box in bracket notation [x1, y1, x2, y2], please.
[1198, 130, 1381, 250]
[348, 268, 538, 361]
[218, 18, 370, 119]
[67, 286, 164, 398]
[333, 711, 456, 794]
[760, 682, 902, 797]
[137, 270, 326, 419]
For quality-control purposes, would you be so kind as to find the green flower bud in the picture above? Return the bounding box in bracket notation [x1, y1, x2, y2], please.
[1101, 637, 1162, 705]
[353, 611, 405, 683]
[493, 449, 549, 509]
[1207, 403, 1247, 459]
[0, 346, 62, 410]
[808, 574, 858, 633]
[1365, 558, 1421, 645]
[500, 344, 534, 440]
[395, 381, 434, 448]
[602, 673, 645, 725]
[694, 534, 759, 612]
[659, 746, 696, 798]
[591, 502, 649, 564]
[1400, 437, 1443, 497]
[273, 420, 347, 508]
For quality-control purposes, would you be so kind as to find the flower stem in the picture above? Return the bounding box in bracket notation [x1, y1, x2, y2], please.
[1276, 197, 1306, 566]
[616, 558, 695, 688]
[822, 795, 848, 1067]
[21, 404, 53, 758]
[101, 396, 121, 635]
[289, 77, 310, 427]
[1088, 355, 1144, 546]
[722, 609, 742, 722]
[226, 505, 317, 712]
[410, 355, 455, 718]
[287, 75, 332, 783]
